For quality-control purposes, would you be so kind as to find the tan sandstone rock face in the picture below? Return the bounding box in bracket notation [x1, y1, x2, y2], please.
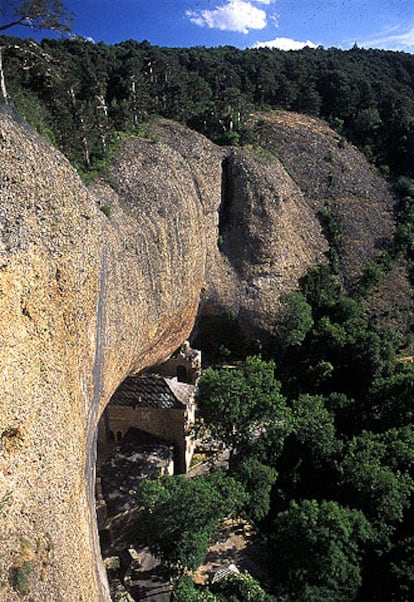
[0, 113, 207, 601]
[0, 110, 395, 601]
[118, 120, 328, 341]
[247, 112, 396, 287]
[0, 113, 105, 602]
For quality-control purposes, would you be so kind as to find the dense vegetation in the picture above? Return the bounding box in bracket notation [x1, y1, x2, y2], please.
[1, 36, 414, 180]
[130, 263, 414, 600]
[3, 36, 414, 268]
[189, 266, 414, 601]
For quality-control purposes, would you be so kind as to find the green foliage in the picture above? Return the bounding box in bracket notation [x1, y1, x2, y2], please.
[197, 356, 290, 460]
[76, 165, 99, 185]
[355, 254, 393, 299]
[230, 456, 278, 523]
[324, 392, 356, 435]
[312, 313, 384, 393]
[0, 1, 73, 33]
[396, 177, 414, 197]
[273, 394, 342, 508]
[366, 369, 414, 430]
[211, 571, 277, 601]
[338, 430, 414, 544]
[99, 203, 112, 219]
[13, 561, 32, 595]
[2, 39, 414, 182]
[283, 283, 394, 399]
[317, 207, 341, 271]
[75, 128, 145, 184]
[217, 129, 241, 146]
[271, 499, 372, 602]
[357, 260, 385, 296]
[174, 576, 219, 602]
[381, 425, 414, 473]
[291, 394, 341, 460]
[132, 121, 158, 142]
[274, 292, 314, 350]
[389, 536, 414, 602]
[260, 261, 414, 598]
[300, 265, 341, 316]
[135, 472, 247, 573]
[3, 36, 413, 599]
[11, 89, 56, 145]
[174, 573, 277, 602]
[394, 177, 414, 283]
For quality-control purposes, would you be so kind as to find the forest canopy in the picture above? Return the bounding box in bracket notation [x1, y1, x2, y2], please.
[0, 36, 414, 179]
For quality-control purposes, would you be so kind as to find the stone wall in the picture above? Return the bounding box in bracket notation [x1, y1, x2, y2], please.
[101, 406, 192, 474]
[155, 351, 201, 384]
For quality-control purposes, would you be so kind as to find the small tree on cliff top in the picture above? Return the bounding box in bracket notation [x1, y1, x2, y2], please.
[0, 1, 73, 33]
[0, 1, 73, 103]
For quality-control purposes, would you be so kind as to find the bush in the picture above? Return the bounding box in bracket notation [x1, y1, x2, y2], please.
[211, 571, 277, 601]
[135, 472, 247, 573]
[13, 561, 32, 595]
[274, 292, 314, 351]
[271, 499, 372, 602]
[100, 203, 112, 219]
[174, 576, 219, 601]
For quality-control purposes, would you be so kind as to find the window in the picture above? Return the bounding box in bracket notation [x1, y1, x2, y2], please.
[177, 365, 188, 382]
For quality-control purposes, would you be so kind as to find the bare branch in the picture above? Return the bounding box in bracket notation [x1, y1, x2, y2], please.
[0, 1, 73, 34]
[0, 18, 26, 31]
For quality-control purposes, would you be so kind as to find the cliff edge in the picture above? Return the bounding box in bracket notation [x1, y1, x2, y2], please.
[0, 109, 396, 600]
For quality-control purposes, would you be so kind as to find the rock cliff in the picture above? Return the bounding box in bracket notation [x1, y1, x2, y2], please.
[0, 111, 206, 601]
[247, 112, 396, 286]
[0, 108, 396, 600]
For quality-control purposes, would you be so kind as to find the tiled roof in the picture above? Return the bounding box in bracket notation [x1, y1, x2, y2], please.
[109, 374, 194, 409]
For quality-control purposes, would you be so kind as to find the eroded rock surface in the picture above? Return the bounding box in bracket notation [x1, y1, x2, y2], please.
[0, 112, 206, 601]
[248, 112, 396, 287]
[0, 109, 396, 601]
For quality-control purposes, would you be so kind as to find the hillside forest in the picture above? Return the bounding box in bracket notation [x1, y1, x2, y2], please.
[2, 33, 414, 602]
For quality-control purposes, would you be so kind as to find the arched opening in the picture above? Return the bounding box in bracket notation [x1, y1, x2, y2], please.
[116, 431, 122, 442]
[176, 364, 187, 383]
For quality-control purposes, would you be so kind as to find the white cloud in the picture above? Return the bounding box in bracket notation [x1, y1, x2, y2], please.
[186, 0, 268, 34]
[357, 25, 414, 51]
[253, 37, 317, 50]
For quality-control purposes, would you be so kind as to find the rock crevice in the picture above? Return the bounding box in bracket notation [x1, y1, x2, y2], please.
[0, 109, 396, 600]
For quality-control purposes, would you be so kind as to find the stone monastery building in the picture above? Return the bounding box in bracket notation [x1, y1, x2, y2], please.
[98, 342, 201, 473]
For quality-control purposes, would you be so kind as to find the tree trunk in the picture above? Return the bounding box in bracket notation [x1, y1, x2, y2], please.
[0, 47, 9, 104]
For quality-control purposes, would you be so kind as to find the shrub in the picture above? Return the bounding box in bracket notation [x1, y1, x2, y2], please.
[100, 204, 112, 219]
[14, 561, 32, 595]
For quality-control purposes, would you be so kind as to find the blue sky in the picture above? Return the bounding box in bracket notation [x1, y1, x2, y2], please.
[2, 0, 414, 51]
